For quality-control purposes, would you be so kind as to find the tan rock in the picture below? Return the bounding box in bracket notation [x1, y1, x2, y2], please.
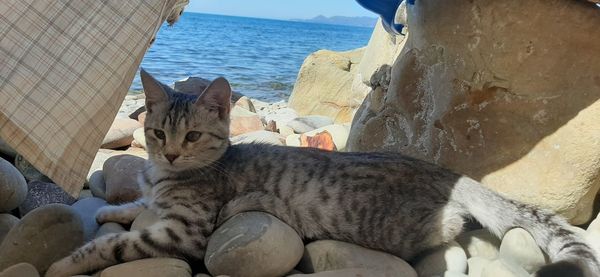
[288, 48, 367, 124]
[230, 106, 264, 137]
[347, 0, 600, 224]
[0, 263, 39, 277]
[234, 96, 257, 113]
[297, 240, 416, 277]
[101, 118, 142, 149]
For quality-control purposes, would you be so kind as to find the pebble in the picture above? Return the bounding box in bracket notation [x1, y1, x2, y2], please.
[101, 118, 142, 149]
[19, 181, 77, 216]
[95, 222, 126, 238]
[456, 229, 501, 260]
[235, 96, 257, 113]
[14, 155, 52, 183]
[230, 131, 285, 146]
[0, 157, 28, 212]
[0, 214, 19, 244]
[0, 204, 84, 274]
[230, 106, 265, 137]
[103, 155, 145, 204]
[467, 257, 492, 277]
[262, 107, 299, 128]
[205, 212, 304, 277]
[444, 271, 468, 277]
[286, 124, 350, 151]
[87, 150, 115, 182]
[131, 209, 160, 231]
[298, 240, 416, 277]
[499, 228, 547, 273]
[480, 259, 529, 277]
[79, 189, 93, 200]
[414, 241, 468, 276]
[287, 115, 334, 133]
[132, 128, 146, 149]
[100, 258, 191, 277]
[72, 197, 108, 241]
[0, 263, 39, 277]
[88, 170, 107, 200]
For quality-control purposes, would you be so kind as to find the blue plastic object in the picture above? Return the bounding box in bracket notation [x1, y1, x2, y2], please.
[356, 0, 412, 35]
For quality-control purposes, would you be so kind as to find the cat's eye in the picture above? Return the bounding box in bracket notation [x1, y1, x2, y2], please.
[185, 131, 202, 142]
[154, 129, 166, 140]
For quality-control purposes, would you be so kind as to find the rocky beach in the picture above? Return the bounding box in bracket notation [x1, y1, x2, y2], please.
[1, 0, 600, 276]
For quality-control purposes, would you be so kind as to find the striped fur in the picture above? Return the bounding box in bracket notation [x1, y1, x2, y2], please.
[46, 71, 600, 277]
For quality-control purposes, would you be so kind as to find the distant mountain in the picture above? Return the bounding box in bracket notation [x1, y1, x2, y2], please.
[292, 15, 377, 28]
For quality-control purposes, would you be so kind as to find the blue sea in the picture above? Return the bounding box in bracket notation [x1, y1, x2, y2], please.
[131, 13, 374, 101]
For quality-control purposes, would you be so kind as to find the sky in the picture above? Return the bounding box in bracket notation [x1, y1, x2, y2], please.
[186, 0, 376, 20]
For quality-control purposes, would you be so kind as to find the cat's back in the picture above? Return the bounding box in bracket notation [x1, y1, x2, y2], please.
[223, 143, 460, 183]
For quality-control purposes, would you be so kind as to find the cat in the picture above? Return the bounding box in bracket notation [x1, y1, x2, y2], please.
[46, 69, 600, 277]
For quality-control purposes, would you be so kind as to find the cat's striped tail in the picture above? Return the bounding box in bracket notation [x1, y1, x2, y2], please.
[451, 176, 600, 277]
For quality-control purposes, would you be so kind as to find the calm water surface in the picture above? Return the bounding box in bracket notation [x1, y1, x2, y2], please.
[131, 13, 373, 101]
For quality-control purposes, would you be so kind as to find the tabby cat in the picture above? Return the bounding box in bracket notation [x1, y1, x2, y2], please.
[46, 70, 600, 277]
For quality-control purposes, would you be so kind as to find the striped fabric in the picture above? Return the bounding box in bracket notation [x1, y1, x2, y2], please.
[0, 0, 188, 196]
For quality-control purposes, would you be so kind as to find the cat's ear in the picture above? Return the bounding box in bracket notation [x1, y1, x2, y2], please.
[140, 68, 168, 112]
[195, 77, 232, 120]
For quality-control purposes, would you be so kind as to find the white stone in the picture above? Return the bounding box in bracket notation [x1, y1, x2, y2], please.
[480, 259, 529, 277]
[467, 257, 492, 277]
[230, 131, 285, 146]
[456, 229, 501, 260]
[414, 241, 468, 276]
[499, 228, 547, 273]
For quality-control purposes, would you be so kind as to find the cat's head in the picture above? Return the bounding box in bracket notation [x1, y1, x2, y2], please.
[140, 69, 231, 170]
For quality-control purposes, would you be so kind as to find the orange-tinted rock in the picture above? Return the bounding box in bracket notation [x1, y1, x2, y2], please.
[300, 131, 337, 151]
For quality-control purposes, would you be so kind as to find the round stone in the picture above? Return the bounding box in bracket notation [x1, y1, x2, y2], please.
[103, 155, 145, 204]
[131, 209, 160, 231]
[0, 214, 19, 245]
[72, 197, 107, 241]
[205, 212, 304, 277]
[0, 263, 39, 277]
[414, 241, 468, 276]
[499, 228, 547, 273]
[467, 257, 492, 277]
[0, 157, 27, 212]
[456, 229, 501, 260]
[481, 259, 529, 277]
[287, 115, 334, 133]
[100, 258, 191, 277]
[18, 181, 77, 216]
[298, 240, 416, 277]
[88, 170, 107, 200]
[0, 204, 84, 274]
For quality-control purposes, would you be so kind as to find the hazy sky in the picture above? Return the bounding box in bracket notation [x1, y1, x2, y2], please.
[186, 0, 376, 20]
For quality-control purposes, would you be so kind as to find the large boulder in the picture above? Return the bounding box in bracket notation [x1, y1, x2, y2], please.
[288, 48, 368, 124]
[347, 0, 600, 224]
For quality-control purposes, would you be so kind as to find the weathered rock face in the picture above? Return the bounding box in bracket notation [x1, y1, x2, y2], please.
[347, 0, 600, 224]
[288, 48, 367, 124]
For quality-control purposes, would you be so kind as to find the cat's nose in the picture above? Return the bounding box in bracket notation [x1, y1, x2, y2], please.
[164, 154, 179, 163]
